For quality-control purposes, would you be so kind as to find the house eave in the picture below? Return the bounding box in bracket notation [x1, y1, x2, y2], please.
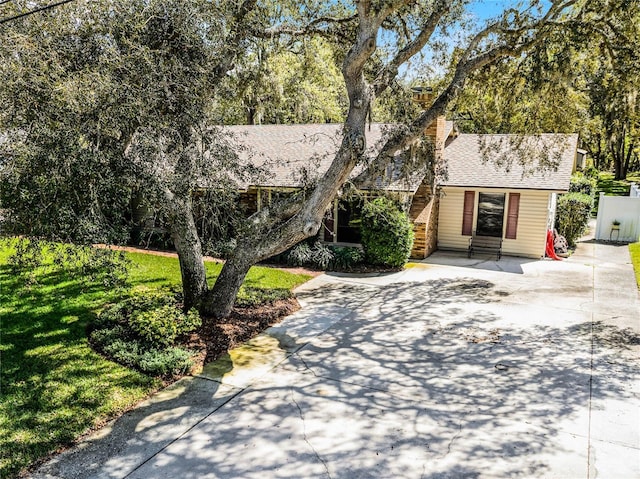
[440, 184, 568, 193]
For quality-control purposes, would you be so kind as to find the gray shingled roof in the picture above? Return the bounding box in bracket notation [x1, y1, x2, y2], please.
[441, 133, 578, 191]
[224, 123, 419, 191]
[225, 124, 577, 193]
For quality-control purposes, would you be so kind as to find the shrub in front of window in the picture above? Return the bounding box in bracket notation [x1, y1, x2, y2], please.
[330, 245, 365, 270]
[360, 197, 414, 268]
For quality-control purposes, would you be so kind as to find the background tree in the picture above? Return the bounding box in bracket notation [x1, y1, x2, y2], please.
[211, 37, 348, 125]
[450, 0, 639, 179]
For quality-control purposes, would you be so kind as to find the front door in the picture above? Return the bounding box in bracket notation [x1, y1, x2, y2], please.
[476, 193, 505, 237]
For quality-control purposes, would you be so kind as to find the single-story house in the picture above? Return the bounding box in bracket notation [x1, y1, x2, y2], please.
[225, 118, 578, 260]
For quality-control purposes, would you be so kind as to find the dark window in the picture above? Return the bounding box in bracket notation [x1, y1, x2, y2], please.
[476, 193, 505, 237]
[337, 199, 362, 243]
[462, 191, 475, 236]
[505, 193, 520, 239]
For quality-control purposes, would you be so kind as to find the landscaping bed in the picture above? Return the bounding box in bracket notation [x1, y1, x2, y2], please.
[0, 240, 311, 479]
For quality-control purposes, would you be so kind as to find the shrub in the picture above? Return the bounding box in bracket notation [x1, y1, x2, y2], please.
[555, 192, 594, 247]
[270, 241, 364, 271]
[6, 237, 45, 271]
[137, 348, 193, 377]
[90, 290, 201, 377]
[329, 245, 365, 270]
[6, 238, 129, 288]
[310, 242, 334, 269]
[360, 197, 414, 268]
[583, 166, 599, 179]
[235, 286, 292, 308]
[130, 306, 201, 347]
[287, 242, 313, 266]
[569, 173, 597, 197]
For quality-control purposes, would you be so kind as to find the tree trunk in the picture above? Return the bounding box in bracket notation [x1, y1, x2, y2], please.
[201, 249, 254, 319]
[169, 196, 208, 311]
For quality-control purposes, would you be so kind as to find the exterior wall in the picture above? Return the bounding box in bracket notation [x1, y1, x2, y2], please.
[239, 190, 258, 215]
[438, 187, 552, 258]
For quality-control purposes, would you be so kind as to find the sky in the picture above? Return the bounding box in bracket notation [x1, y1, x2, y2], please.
[467, 0, 520, 21]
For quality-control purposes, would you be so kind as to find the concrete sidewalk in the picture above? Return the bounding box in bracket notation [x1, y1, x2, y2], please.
[31, 239, 639, 479]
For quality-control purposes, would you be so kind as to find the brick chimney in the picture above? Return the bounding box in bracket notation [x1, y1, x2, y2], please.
[411, 86, 447, 155]
[408, 86, 445, 261]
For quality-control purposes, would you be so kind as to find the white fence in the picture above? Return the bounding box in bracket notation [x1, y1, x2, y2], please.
[630, 182, 640, 198]
[595, 192, 640, 242]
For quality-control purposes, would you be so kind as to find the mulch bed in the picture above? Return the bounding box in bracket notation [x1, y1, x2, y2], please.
[184, 297, 301, 369]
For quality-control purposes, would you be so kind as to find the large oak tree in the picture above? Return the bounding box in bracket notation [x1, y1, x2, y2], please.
[1, 0, 624, 319]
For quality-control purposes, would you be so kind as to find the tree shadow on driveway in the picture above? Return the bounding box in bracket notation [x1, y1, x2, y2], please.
[31, 277, 639, 479]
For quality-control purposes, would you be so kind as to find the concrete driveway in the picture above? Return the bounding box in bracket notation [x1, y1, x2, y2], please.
[32, 239, 640, 479]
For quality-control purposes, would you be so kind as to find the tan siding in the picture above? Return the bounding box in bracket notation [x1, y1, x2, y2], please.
[438, 187, 551, 258]
[438, 188, 471, 251]
[502, 191, 549, 258]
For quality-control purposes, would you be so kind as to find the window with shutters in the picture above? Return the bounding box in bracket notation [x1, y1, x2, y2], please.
[505, 193, 520, 239]
[462, 191, 475, 236]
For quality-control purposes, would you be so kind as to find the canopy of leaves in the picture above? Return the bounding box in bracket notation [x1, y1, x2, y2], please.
[0, 0, 250, 242]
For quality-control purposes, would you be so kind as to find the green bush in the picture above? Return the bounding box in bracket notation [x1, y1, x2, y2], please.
[310, 242, 334, 269]
[329, 245, 365, 270]
[90, 290, 201, 377]
[276, 241, 364, 271]
[130, 306, 201, 347]
[360, 197, 414, 268]
[569, 173, 597, 197]
[235, 286, 292, 308]
[583, 166, 599, 179]
[287, 242, 313, 266]
[556, 192, 594, 247]
[137, 348, 193, 377]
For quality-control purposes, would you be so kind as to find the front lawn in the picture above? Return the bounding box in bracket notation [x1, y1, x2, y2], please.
[0, 243, 310, 478]
[630, 242, 640, 289]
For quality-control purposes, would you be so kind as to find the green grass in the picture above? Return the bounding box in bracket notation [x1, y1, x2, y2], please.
[596, 171, 640, 195]
[595, 171, 640, 207]
[630, 242, 640, 289]
[0, 245, 311, 478]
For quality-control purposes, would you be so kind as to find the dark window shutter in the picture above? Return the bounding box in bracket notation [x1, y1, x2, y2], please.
[462, 191, 475, 236]
[505, 193, 520, 239]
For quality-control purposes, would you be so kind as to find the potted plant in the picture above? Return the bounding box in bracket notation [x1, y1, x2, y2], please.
[612, 219, 621, 230]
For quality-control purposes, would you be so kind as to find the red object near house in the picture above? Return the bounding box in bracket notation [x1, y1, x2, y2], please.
[545, 230, 562, 261]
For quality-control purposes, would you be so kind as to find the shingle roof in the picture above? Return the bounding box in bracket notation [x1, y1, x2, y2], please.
[224, 124, 577, 193]
[224, 123, 383, 189]
[225, 123, 460, 193]
[441, 133, 578, 191]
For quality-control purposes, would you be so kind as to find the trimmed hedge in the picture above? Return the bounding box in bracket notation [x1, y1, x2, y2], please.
[360, 197, 414, 268]
[556, 192, 594, 247]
